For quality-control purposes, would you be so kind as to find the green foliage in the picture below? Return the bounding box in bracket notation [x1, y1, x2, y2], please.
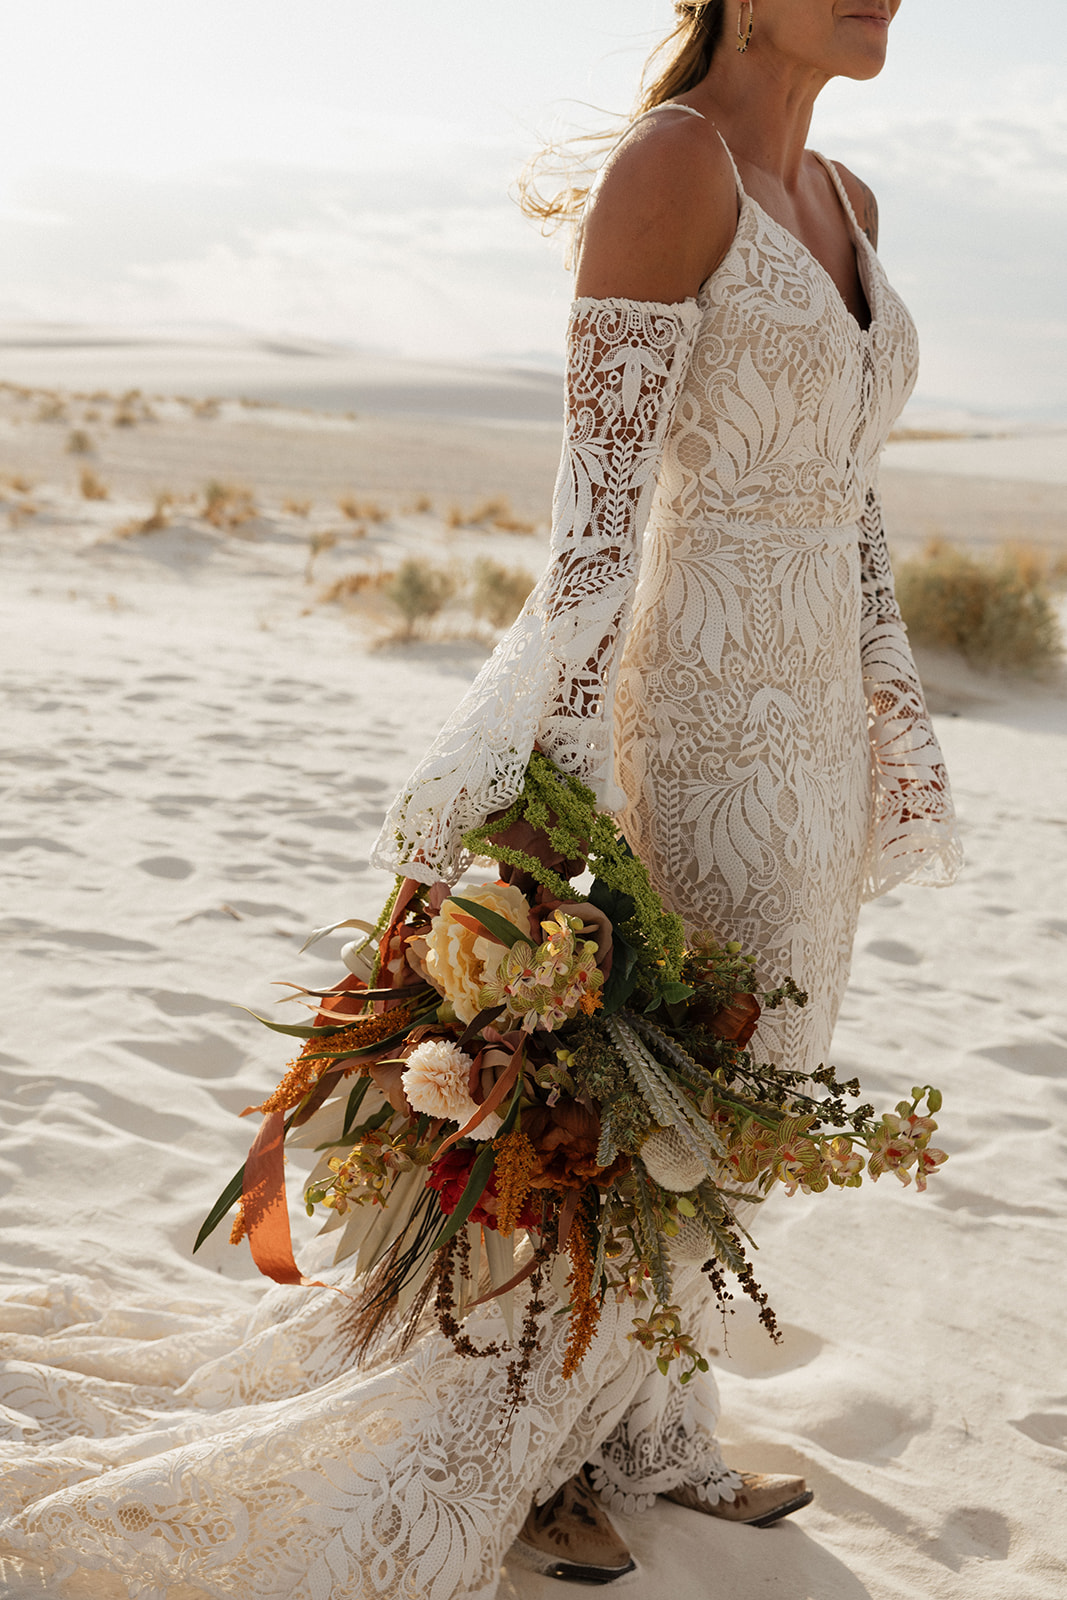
[896, 540, 1063, 674]
[384, 559, 457, 638]
[470, 558, 535, 629]
[461, 751, 686, 994]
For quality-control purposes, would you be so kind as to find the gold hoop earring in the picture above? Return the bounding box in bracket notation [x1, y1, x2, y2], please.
[737, 1, 753, 52]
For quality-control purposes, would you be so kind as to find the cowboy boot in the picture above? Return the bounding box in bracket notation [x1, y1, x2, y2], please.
[510, 1466, 637, 1584]
[665, 1470, 813, 1527]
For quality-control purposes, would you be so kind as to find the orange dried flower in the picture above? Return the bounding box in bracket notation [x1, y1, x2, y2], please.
[254, 1007, 412, 1115]
[229, 1200, 247, 1246]
[561, 1210, 601, 1380]
[494, 1130, 537, 1237]
[578, 989, 603, 1017]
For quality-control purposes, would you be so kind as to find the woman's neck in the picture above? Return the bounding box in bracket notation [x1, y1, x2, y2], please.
[684, 54, 829, 191]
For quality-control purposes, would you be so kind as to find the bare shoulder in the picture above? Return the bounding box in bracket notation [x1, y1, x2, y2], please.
[830, 160, 879, 251]
[574, 110, 739, 303]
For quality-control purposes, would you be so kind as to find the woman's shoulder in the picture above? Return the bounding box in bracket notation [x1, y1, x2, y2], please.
[823, 157, 880, 251]
[574, 106, 739, 302]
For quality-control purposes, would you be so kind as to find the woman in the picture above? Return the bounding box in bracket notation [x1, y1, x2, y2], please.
[372, 0, 960, 1581]
[0, 2, 959, 1594]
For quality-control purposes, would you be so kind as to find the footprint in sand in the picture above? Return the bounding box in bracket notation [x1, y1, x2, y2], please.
[926, 1506, 1012, 1571]
[808, 1396, 922, 1463]
[137, 855, 195, 879]
[976, 1041, 1067, 1078]
[865, 938, 923, 965]
[116, 1033, 246, 1080]
[1009, 1412, 1067, 1453]
[0, 836, 78, 855]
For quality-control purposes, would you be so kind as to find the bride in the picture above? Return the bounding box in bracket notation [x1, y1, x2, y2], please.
[0, 2, 960, 1595]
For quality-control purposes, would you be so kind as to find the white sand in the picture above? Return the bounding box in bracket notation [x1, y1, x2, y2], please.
[1, 391, 1066, 1599]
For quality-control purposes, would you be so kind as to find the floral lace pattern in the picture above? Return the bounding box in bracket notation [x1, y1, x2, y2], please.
[0, 1264, 727, 1599]
[372, 298, 702, 884]
[613, 153, 960, 1070]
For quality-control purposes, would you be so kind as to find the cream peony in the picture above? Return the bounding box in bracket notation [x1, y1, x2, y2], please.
[424, 883, 531, 1024]
[400, 1039, 502, 1139]
[639, 1125, 709, 1193]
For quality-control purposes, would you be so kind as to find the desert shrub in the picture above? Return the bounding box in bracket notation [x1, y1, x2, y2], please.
[202, 481, 256, 529]
[470, 558, 535, 629]
[408, 493, 434, 515]
[305, 528, 337, 582]
[35, 395, 66, 424]
[896, 540, 1064, 675]
[284, 496, 313, 518]
[116, 492, 172, 538]
[67, 429, 93, 455]
[447, 494, 537, 534]
[192, 397, 220, 419]
[338, 495, 388, 523]
[113, 407, 138, 428]
[383, 559, 456, 639]
[319, 570, 394, 605]
[79, 468, 109, 501]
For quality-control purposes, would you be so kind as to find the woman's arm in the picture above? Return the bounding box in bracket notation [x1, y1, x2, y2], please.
[575, 111, 739, 302]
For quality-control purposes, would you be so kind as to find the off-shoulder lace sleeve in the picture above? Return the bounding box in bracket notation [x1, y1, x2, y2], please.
[372, 297, 702, 885]
[859, 480, 964, 898]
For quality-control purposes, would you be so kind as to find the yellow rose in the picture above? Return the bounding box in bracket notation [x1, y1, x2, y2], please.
[424, 883, 531, 1024]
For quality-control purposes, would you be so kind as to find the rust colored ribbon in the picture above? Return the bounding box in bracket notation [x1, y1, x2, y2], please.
[241, 1111, 351, 1298]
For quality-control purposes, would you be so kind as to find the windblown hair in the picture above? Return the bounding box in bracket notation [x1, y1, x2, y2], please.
[517, 1, 727, 233]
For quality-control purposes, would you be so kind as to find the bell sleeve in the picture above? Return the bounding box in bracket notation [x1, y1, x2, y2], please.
[858, 478, 964, 898]
[372, 296, 703, 886]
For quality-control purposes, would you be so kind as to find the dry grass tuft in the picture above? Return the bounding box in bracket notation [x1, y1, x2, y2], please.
[470, 558, 536, 629]
[447, 494, 537, 534]
[382, 558, 456, 640]
[897, 540, 1064, 675]
[338, 495, 388, 524]
[3, 473, 35, 495]
[67, 429, 94, 456]
[202, 481, 257, 530]
[407, 493, 434, 515]
[284, 497, 313, 518]
[35, 396, 67, 424]
[112, 407, 138, 428]
[319, 570, 395, 605]
[305, 528, 337, 583]
[192, 397, 221, 419]
[116, 492, 173, 538]
[79, 468, 109, 501]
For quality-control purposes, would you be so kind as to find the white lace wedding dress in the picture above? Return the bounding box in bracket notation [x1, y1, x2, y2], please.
[0, 131, 961, 1600]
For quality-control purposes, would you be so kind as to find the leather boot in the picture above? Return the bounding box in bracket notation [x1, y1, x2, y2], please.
[665, 1470, 813, 1527]
[510, 1467, 637, 1584]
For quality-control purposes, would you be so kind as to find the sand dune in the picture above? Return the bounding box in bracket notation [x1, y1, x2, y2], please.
[0, 392, 1066, 1598]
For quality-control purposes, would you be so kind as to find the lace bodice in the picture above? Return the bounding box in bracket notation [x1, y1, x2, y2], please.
[373, 142, 961, 898]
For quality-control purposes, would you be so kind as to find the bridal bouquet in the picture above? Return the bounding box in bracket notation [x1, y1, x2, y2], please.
[198, 753, 946, 1401]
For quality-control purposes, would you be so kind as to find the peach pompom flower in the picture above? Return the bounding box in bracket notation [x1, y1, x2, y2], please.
[400, 1039, 501, 1140]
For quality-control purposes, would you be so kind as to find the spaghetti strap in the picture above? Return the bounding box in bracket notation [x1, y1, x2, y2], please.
[813, 152, 863, 237]
[630, 103, 706, 129]
[713, 131, 747, 206]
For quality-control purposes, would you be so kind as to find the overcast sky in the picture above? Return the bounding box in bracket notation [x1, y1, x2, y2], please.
[0, 1, 1064, 415]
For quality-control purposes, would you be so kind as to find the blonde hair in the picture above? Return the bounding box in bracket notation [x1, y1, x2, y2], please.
[517, 2, 726, 232]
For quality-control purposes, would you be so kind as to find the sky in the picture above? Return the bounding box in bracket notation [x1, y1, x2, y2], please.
[0, 1, 1064, 415]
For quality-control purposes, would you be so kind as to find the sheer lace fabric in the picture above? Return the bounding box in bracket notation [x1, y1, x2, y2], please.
[372, 298, 703, 884]
[0, 1265, 734, 1599]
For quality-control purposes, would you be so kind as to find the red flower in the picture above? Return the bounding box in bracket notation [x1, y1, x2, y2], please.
[427, 1147, 540, 1232]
